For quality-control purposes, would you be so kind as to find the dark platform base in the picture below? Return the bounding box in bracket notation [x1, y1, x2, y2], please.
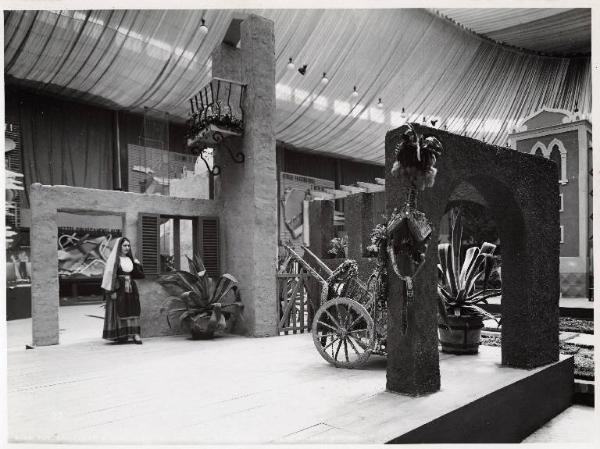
[573, 380, 594, 406]
[389, 355, 574, 444]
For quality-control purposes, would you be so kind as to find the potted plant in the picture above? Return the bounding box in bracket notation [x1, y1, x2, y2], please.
[437, 209, 501, 354]
[327, 235, 348, 259]
[186, 101, 245, 148]
[158, 255, 244, 339]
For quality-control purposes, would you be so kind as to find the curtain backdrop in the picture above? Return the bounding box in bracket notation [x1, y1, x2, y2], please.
[4, 9, 592, 164]
[16, 89, 114, 206]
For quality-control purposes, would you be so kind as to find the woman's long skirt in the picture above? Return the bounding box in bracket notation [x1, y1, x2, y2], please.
[102, 292, 141, 341]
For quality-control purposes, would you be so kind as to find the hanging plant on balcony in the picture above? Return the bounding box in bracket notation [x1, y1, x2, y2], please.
[186, 106, 245, 147]
[186, 79, 247, 148]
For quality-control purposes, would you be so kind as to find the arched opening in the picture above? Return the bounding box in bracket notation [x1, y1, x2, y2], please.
[437, 180, 502, 354]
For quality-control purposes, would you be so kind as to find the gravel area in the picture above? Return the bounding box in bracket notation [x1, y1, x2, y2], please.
[479, 334, 594, 380]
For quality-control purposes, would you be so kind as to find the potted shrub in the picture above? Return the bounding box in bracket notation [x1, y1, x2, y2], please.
[437, 210, 500, 354]
[327, 235, 348, 259]
[158, 255, 244, 339]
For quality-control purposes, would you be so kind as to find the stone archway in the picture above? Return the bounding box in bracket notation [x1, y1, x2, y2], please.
[385, 125, 561, 395]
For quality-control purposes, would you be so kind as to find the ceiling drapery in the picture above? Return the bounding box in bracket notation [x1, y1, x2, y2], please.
[4, 9, 591, 164]
[433, 8, 591, 55]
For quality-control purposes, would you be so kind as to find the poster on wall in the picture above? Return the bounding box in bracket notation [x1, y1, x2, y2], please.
[58, 228, 122, 279]
[279, 172, 335, 249]
[57, 212, 123, 280]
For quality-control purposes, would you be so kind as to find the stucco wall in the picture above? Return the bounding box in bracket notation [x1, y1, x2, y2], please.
[213, 15, 278, 337]
[30, 183, 223, 345]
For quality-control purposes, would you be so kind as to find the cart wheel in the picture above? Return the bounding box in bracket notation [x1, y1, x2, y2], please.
[312, 297, 375, 368]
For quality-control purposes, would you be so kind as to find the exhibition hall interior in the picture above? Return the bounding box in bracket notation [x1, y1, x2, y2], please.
[3, 6, 596, 445]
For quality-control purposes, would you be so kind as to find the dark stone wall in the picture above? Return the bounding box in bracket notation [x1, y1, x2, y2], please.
[385, 124, 560, 395]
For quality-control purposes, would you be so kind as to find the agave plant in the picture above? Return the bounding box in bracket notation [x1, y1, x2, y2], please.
[437, 209, 501, 324]
[158, 255, 243, 339]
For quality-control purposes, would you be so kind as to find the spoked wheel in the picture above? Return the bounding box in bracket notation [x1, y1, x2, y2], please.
[312, 297, 375, 368]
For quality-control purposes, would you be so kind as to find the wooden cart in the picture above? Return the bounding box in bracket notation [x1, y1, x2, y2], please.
[282, 244, 388, 368]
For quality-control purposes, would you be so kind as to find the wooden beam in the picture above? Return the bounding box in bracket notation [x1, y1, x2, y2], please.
[356, 181, 385, 192]
[324, 188, 349, 199]
[340, 184, 366, 194]
[311, 191, 335, 200]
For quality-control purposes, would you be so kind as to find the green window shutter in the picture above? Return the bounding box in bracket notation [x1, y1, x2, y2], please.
[200, 217, 220, 277]
[138, 213, 160, 275]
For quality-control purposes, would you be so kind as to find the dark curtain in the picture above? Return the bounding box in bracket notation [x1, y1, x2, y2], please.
[17, 89, 115, 206]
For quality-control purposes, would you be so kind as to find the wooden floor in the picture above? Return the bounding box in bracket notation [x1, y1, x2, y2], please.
[6, 326, 583, 445]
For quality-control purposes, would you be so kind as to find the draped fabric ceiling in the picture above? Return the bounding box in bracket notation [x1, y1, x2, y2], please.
[4, 9, 591, 165]
[434, 8, 591, 55]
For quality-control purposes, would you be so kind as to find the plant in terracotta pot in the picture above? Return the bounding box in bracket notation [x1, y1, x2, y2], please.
[158, 255, 243, 339]
[437, 209, 500, 354]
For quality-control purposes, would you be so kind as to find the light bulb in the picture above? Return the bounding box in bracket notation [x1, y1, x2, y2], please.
[400, 107, 407, 119]
[199, 18, 208, 35]
[287, 57, 295, 70]
[351, 86, 359, 98]
[377, 98, 383, 109]
[321, 72, 329, 84]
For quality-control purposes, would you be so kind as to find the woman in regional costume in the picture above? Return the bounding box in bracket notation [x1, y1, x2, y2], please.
[101, 237, 145, 344]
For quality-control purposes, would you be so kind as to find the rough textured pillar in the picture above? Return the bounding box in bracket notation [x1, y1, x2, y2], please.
[30, 183, 60, 346]
[345, 192, 375, 260]
[384, 130, 440, 395]
[215, 15, 278, 337]
[308, 200, 334, 257]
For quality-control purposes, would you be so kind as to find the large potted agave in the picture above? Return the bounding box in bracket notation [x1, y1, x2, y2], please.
[437, 209, 501, 354]
[158, 255, 244, 339]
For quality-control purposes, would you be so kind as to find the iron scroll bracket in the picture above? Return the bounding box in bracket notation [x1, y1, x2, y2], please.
[213, 132, 245, 164]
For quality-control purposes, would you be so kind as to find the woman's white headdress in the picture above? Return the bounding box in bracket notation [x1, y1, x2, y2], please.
[101, 237, 123, 292]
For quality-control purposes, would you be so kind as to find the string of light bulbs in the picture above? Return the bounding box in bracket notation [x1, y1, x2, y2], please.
[284, 55, 387, 109]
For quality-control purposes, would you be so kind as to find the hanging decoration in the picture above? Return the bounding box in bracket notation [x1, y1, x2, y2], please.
[387, 123, 443, 334]
[199, 17, 209, 35]
[186, 77, 247, 176]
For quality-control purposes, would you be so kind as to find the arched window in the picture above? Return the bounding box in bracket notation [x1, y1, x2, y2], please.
[548, 139, 568, 184]
[529, 140, 567, 184]
[550, 144, 562, 176]
[530, 142, 546, 158]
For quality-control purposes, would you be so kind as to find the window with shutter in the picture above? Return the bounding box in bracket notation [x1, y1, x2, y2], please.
[200, 218, 220, 277]
[138, 213, 160, 275]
